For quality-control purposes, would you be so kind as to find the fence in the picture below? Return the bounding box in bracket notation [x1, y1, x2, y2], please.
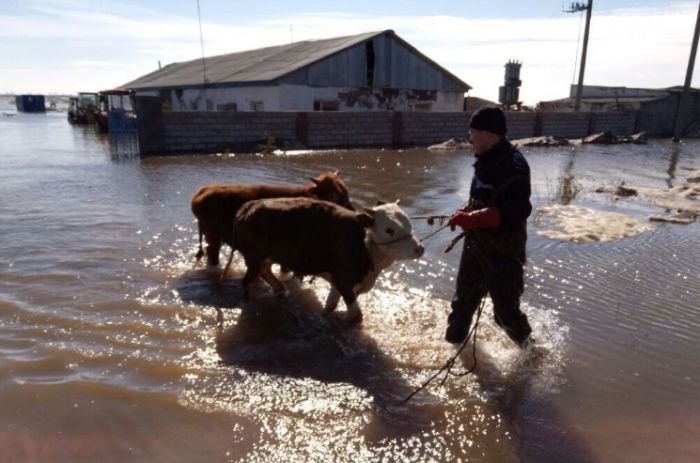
[135, 97, 646, 155]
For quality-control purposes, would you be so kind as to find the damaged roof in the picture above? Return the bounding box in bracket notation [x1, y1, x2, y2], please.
[123, 30, 471, 91]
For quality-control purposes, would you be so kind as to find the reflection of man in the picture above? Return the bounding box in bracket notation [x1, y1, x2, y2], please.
[446, 106, 533, 348]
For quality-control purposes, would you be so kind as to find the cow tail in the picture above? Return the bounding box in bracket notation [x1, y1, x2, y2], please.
[194, 221, 204, 267]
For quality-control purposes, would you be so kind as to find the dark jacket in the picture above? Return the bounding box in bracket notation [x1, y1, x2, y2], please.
[467, 139, 532, 262]
[468, 139, 532, 230]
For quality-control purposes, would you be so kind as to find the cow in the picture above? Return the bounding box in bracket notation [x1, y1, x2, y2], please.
[191, 171, 352, 267]
[231, 197, 424, 325]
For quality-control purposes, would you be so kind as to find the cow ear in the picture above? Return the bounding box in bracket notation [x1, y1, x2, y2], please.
[376, 200, 386, 206]
[309, 177, 321, 186]
[361, 206, 376, 216]
[356, 212, 375, 228]
[394, 199, 400, 205]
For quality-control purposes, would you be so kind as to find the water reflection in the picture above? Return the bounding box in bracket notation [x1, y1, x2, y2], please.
[110, 133, 140, 162]
[2, 113, 700, 463]
[666, 143, 681, 188]
[470, 350, 599, 463]
[557, 150, 580, 205]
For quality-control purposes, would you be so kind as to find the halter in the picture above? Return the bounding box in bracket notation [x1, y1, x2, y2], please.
[371, 232, 416, 246]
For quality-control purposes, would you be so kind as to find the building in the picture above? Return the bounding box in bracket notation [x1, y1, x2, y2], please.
[123, 30, 471, 113]
[15, 95, 45, 113]
[537, 85, 694, 112]
[464, 95, 498, 112]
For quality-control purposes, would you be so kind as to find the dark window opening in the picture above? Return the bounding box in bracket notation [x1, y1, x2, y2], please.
[365, 41, 375, 87]
[313, 100, 339, 111]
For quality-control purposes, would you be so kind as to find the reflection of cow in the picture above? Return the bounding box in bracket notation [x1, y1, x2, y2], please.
[231, 198, 424, 324]
[191, 172, 352, 266]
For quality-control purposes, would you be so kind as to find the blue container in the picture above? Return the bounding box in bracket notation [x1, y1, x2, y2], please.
[15, 95, 46, 113]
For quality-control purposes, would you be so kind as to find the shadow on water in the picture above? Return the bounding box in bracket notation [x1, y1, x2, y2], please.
[463, 348, 600, 463]
[177, 268, 446, 438]
[219, 289, 438, 400]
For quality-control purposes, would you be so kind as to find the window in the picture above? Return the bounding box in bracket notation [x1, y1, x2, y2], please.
[249, 101, 264, 112]
[409, 102, 431, 112]
[217, 102, 238, 111]
[365, 41, 375, 87]
[313, 100, 339, 111]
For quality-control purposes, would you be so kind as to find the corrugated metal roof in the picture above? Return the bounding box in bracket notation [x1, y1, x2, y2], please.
[123, 30, 470, 91]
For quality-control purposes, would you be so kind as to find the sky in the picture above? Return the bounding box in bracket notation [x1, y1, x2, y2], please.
[1, 0, 698, 105]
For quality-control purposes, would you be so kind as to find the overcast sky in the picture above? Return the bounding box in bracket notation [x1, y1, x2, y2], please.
[1, 0, 698, 104]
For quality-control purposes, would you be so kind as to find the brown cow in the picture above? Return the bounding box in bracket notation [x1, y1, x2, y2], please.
[191, 171, 352, 266]
[232, 197, 424, 324]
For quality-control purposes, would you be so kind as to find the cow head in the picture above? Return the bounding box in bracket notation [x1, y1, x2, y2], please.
[358, 201, 424, 261]
[308, 171, 354, 210]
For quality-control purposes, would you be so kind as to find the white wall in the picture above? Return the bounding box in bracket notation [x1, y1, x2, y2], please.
[141, 84, 463, 112]
[169, 86, 281, 111]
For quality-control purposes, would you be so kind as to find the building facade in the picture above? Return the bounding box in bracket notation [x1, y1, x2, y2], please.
[124, 30, 471, 113]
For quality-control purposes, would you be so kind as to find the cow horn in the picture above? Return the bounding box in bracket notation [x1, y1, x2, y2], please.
[395, 199, 401, 205]
[309, 177, 321, 186]
[334, 169, 340, 176]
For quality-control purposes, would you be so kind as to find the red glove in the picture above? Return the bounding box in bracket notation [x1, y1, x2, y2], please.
[449, 207, 502, 231]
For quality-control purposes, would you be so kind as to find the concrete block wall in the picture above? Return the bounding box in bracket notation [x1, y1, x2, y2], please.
[160, 111, 297, 153]
[540, 112, 593, 138]
[306, 112, 394, 148]
[402, 112, 470, 145]
[137, 101, 650, 155]
[505, 112, 537, 139]
[591, 111, 638, 136]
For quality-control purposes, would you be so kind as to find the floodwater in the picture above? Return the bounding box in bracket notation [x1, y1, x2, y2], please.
[1, 111, 698, 463]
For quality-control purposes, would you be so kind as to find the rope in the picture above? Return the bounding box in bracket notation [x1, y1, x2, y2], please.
[419, 223, 451, 242]
[390, 297, 486, 407]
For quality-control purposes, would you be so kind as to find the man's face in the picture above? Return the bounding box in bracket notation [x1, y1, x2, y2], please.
[469, 128, 498, 155]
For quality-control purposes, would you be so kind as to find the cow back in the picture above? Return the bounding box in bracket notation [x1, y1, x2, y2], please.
[234, 197, 372, 285]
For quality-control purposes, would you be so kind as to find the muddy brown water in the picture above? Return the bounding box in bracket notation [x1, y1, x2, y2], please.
[1, 112, 699, 463]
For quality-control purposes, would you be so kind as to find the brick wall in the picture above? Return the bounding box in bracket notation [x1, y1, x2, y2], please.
[137, 98, 651, 155]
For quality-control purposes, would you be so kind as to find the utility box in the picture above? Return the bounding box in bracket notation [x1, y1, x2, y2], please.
[15, 95, 46, 113]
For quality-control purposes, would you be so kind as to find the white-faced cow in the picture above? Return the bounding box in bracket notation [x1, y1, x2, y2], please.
[191, 171, 352, 266]
[231, 197, 424, 324]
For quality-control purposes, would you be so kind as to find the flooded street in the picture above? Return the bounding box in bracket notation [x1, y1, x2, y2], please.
[1, 112, 699, 463]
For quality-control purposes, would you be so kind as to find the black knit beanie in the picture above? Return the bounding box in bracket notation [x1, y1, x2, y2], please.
[469, 106, 507, 135]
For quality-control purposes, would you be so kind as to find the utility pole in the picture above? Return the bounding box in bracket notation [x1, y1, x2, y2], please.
[566, 1, 593, 111]
[673, 2, 700, 142]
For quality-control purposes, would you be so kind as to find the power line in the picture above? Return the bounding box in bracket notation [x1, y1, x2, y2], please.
[196, 0, 208, 108]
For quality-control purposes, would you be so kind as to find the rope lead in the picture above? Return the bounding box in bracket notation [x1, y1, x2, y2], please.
[390, 298, 486, 407]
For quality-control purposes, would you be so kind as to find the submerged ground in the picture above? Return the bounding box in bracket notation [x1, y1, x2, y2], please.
[0, 111, 699, 463]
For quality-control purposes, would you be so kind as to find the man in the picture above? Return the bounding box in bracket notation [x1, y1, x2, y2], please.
[446, 106, 533, 348]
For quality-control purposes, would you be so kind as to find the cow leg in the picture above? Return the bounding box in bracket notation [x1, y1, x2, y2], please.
[339, 288, 362, 325]
[206, 237, 221, 267]
[322, 287, 342, 314]
[242, 259, 262, 300]
[260, 260, 286, 296]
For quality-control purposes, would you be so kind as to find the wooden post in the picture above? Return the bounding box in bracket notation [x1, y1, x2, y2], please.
[673, 2, 700, 142]
[574, 0, 593, 112]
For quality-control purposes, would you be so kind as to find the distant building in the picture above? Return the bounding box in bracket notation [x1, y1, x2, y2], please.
[464, 96, 498, 112]
[123, 30, 471, 112]
[537, 85, 697, 112]
[15, 95, 45, 113]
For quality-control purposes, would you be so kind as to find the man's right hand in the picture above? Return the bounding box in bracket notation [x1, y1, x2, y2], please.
[448, 207, 502, 232]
